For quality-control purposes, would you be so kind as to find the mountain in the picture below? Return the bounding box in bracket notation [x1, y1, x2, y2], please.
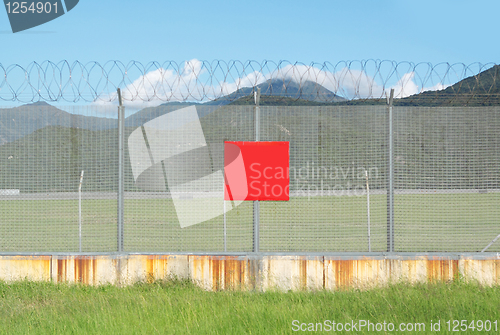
[155, 65, 499, 108]
[124, 79, 346, 125]
[0, 102, 117, 145]
[124, 102, 203, 128]
[398, 64, 500, 106]
[2, 66, 498, 146]
[336, 64, 500, 107]
[204, 79, 346, 105]
[228, 95, 342, 106]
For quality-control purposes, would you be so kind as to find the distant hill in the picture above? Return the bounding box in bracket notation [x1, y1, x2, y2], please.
[228, 95, 340, 106]
[124, 102, 205, 128]
[1, 66, 498, 146]
[204, 79, 346, 105]
[336, 65, 500, 107]
[0, 125, 121, 192]
[399, 64, 500, 106]
[2, 103, 499, 193]
[162, 65, 500, 108]
[0, 102, 116, 145]
[126, 79, 346, 125]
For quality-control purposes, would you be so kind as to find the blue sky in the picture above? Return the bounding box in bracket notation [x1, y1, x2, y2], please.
[1, 0, 498, 64]
[0, 0, 498, 108]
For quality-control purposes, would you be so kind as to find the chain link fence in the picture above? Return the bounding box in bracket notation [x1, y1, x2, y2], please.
[1, 60, 499, 253]
[1, 103, 499, 253]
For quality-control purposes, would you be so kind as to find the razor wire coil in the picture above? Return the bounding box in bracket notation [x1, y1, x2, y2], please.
[0, 60, 498, 105]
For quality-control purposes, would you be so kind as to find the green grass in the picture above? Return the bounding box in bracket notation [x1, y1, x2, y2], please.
[0, 193, 499, 253]
[0, 279, 499, 334]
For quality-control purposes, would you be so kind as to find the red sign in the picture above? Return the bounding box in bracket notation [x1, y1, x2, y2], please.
[224, 141, 289, 201]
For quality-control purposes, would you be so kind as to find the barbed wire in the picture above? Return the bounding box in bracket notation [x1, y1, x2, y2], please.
[0, 60, 498, 105]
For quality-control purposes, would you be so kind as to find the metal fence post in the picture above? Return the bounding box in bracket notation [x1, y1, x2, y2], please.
[387, 88, 395, 252]
[365, 170, 371, 252]
[117, 88, 125, 253]
[253, 88, 261, 253]
[78, 170, 84, 252]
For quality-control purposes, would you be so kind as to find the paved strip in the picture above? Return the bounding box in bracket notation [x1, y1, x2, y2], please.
[1, 189, 499, 201]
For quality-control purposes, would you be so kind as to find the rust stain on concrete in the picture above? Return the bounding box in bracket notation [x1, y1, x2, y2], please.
[334, 260, 354, 288]
[190, 255, 209, 289]
[188, 256, 250, 290]
[145, 255, 167, 282]
[210, 256, 247, 290]
[1, 255, 500, 290]
[145, 256, 155, 282]
[223, 257, 247, 290]
[452, 259, 459, 280]
[57, 259, 67, 282]
[299, 259, 307, 289]
[74, 256, 96, 284]
[426, 258, 459, 282]
[211, 258, 222, 290]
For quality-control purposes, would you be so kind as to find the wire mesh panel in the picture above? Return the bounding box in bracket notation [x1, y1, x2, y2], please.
[1, 102, 499, 253]
[0, 104, 118, 252]
[394, 107, 500, 252]
[258, 106, 388, 251]
[123, 105, 255, 252]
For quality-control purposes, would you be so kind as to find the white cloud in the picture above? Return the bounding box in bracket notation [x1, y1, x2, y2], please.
[93, 61, 454, 110]
[94, 59, 207, 109]
[333, 67, 385, 99]
[390, 72, 419, 98]
[264, 64, 386, 99]
[216, 70, 267, 97]
[388, 71, 451, 98]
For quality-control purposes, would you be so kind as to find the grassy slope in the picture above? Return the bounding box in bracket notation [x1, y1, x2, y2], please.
[0, 280, 499, 334]
[1, 106, 499, 193]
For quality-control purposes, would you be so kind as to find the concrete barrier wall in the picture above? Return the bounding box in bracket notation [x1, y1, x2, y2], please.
[0, 255, 499, 290]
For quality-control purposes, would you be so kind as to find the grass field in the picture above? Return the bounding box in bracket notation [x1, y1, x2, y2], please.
[0, 279, 499, 334]
[1, 192, 499, 253]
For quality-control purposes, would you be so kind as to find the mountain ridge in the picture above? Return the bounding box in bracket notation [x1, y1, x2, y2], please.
[1, 65, 498, 145]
